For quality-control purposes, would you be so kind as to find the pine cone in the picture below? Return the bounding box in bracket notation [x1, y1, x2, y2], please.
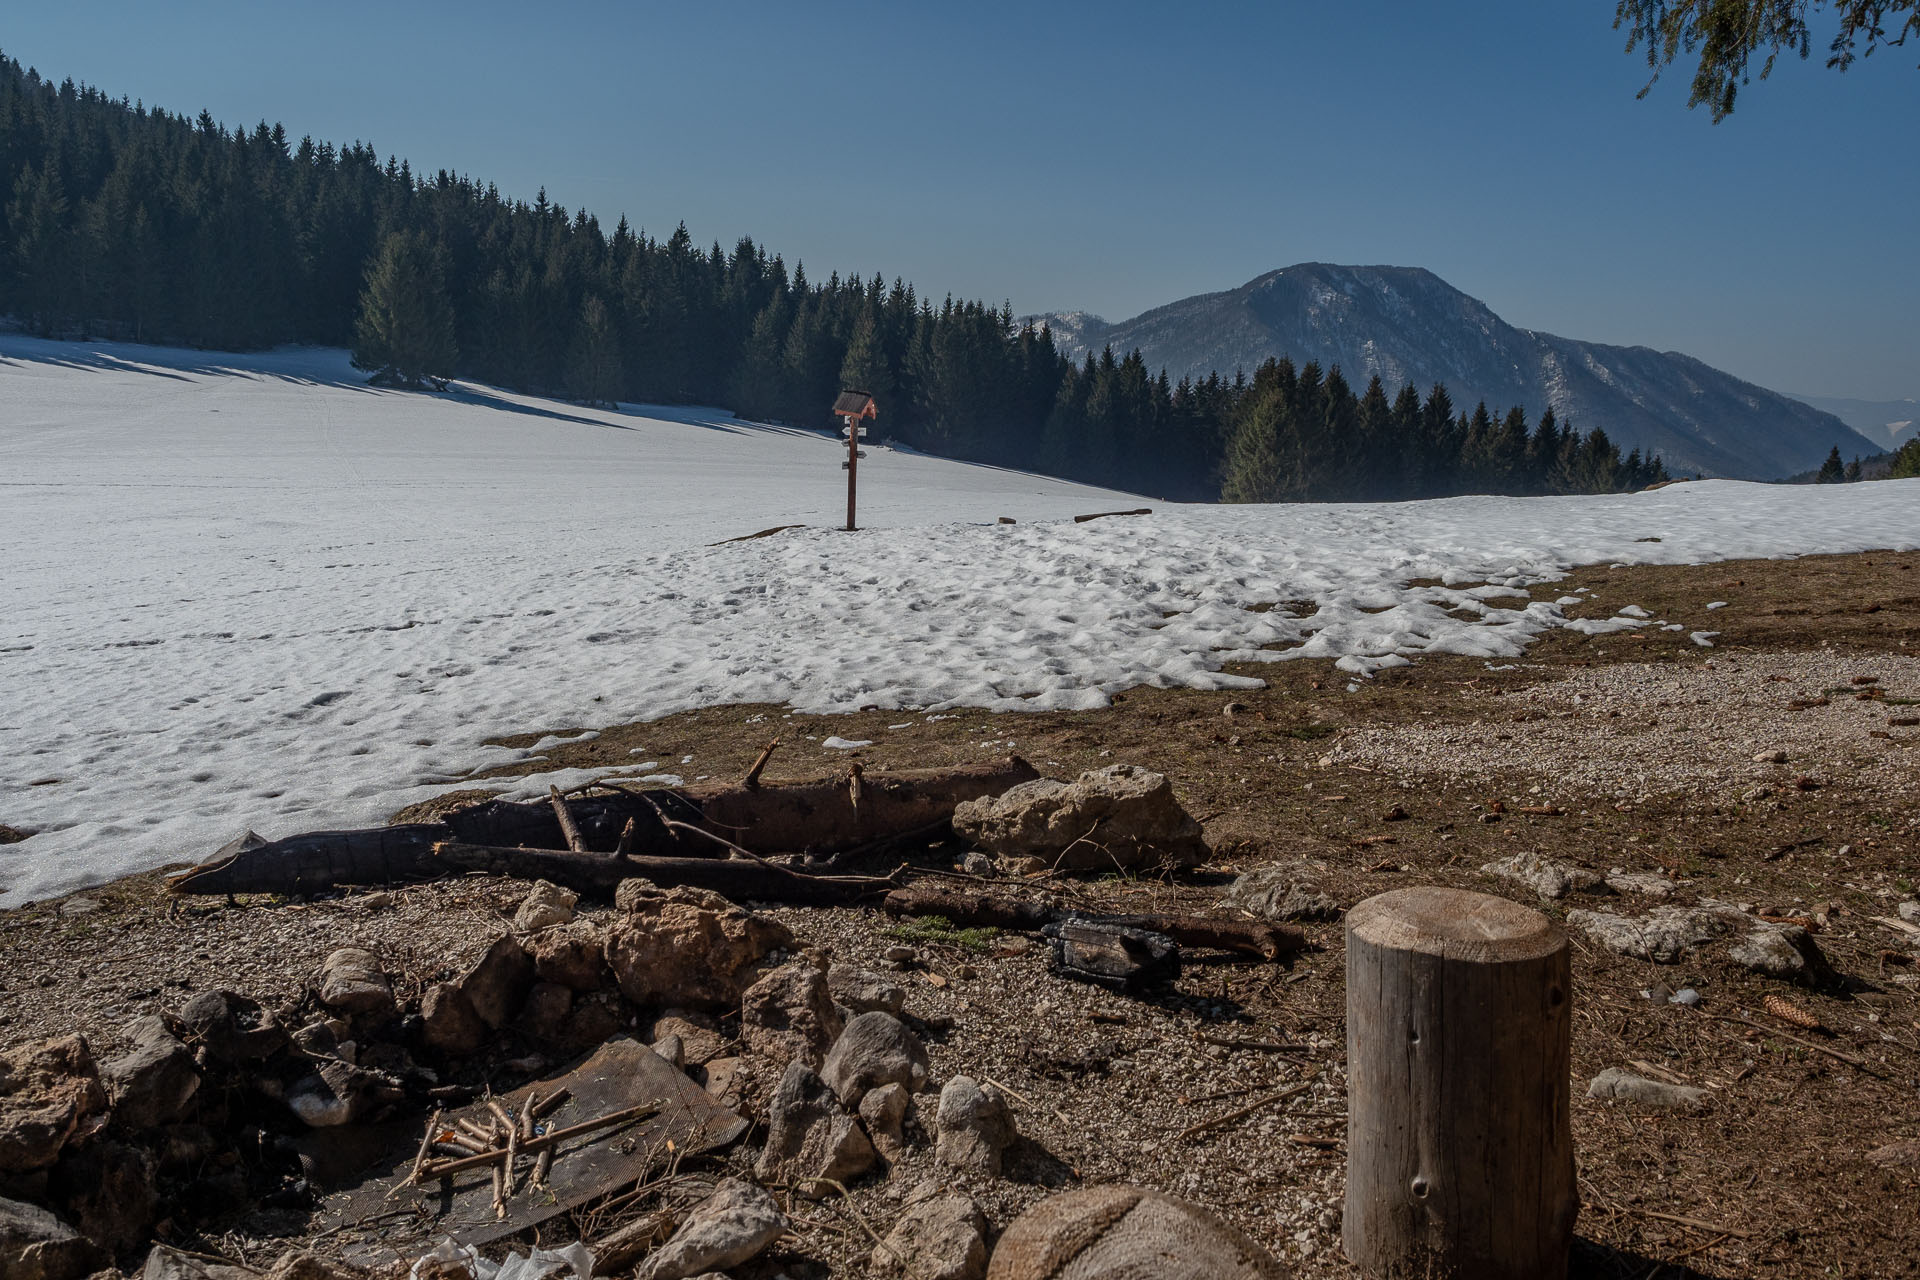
[1763, 993, 1823, 1031]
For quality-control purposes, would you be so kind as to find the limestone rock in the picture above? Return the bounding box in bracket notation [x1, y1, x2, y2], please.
[739, 962, 843, 1074]
[141, 1244, 258, 1280]
[458, 936, 534, 1029]
[418, 984, 487, 1057]
[1481, 851, 1608, 901]
[285, 1059, 403, 1128]
[605, 883, 793, 1009]
[316, 949, 394, 1019]
[527, 921, 608, 992]
[1604, 872, 1677, 898]
[262, 1251, 363, 1280]
[175, 991, 286, 1065]
[700, 1057, 746, 1111]
[637, 1177, 786, 1280]
[1587, 1068, 1708, 1110]
[511, 880, 578, 933]
[650, 1033, 685, 1070]
[871, 1189, 988, 1280]
[858, 1082, 910, 1160]
[755, 1061, 875, 1196]
[823, 1012, 929, 1109]
[935, 1076, 1014, 1177]
[986, 1186, 1291, 1280]
[1729, 922, 1836, 985]
[102, 1016, 200, 1131]
[828, 967, 906, 1018]
[50, 1140, 156, 1256]
[1223, 864, 1341, 922]
[952, 764, 1208, 871]
[0, 1195, 103, 1280]
[0, 1036, 107, 1173]
[1566, 903, 1744, 963]
[648, 1012, 727, 1067]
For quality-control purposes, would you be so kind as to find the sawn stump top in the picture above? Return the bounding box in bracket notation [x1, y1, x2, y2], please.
[1347, 886, 1564, 963]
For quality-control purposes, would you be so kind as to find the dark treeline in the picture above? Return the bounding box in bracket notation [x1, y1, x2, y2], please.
[0, 55, 1664, 501]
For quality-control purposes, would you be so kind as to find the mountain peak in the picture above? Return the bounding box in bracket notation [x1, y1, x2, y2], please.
[1027, 264, 1873, 479]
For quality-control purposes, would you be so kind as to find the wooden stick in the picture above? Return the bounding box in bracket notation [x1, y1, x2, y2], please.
[1178, 1076, 1316, 1140]
[489, 1100, 519, 1198]
[455, 1117, 494, 1144]
[532, 1088, 571, 1118]
[743, 737, 780, 789]
[550, 786, 591, 854]
[1709, 1013, 1888, 1078]
[390, 1107, 443, 1198]
[417, 1102, 662, 1179]
[614, 818, 638, 856]
[1196, 1033, 1314, 1055]
[1073, 507, 1152, 523]
[491, 1162, 506, 1220]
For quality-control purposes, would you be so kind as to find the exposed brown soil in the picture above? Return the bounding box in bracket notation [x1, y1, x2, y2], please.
[4, 551, 1918, 1278]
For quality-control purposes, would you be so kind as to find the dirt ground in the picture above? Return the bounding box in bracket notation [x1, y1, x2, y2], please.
[4, 550, 1918, 1278]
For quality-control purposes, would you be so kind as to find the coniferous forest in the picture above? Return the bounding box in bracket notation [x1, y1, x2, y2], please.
[0, 55, 1667, 501]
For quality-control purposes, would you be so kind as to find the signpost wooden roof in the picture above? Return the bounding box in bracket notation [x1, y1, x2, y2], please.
[833, 390, 877, 419]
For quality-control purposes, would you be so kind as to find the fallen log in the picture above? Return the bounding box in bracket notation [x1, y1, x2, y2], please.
[882, 884, 1309, 961]
[431, 843, 895, 905]
[168, 759, 1034, 896]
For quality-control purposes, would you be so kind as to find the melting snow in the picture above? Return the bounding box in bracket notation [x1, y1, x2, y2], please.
[2, 335, 1917, 904]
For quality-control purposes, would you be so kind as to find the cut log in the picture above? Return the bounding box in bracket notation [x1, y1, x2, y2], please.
[881, 885, 1307, 961]
[1343, 887, 1576, 1280]
[431, 842, 894, 904]
[169, 759, 1035, 896]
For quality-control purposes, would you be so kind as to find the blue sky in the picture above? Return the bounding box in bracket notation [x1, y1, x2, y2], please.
[7, 1, 1915, 398]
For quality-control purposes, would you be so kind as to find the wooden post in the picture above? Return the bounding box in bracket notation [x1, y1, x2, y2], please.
[1343, 887, 1575, 1280]
[844, 412, 858, 531]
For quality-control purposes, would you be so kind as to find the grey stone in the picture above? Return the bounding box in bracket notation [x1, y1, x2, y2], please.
[1587, 1068, 1708, 1110]
[316, 949, 394, 1019]
[142, 1244, 258, 1280]
[1898, 899, 1920, 925]
[650, 1033, 686, 1070]
[951, 764, 1208, 871]
[755, 1061, 876, 1196]
[1481, 851, 1609, 901]
[858, 1082, 910, 1159]
[1223, 863, 1341, 922]
[458, 936, 534, 1029]
[0, 1195, 103, 1280]
[511, 880, 578, 933]
[870, 1189, 987, 1280]
[261, 1251, 363, 1280]
[285, 1059, 403, 1128]
[829, 967, 907, 1017]
[822, 1012, 928, 1108]
[739, 962, 843, 1074]
[1605, 872, 1677, 898]
[176, 991, 286, 1064]
[1729, 923, 1836, 985]
[418, 983, 487, 1057]
[637, 1177, 786, 1280]
[990, 1186, 1292, 1280]
[1566, 903, 1745, 963]
[934, 1076, 1014, 1176]
[101, 1016, 200, 1131]
[961, 851, 995, 877]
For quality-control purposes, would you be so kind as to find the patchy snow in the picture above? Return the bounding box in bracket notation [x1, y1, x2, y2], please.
[3, 335, 1918, 904]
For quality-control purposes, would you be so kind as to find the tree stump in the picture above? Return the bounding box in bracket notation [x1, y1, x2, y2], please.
[1343, 887, 1575, 1280]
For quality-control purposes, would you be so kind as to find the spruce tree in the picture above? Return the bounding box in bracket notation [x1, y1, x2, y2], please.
[1815, 446, 1845, 483]
[565, 295, 622, 407]
[352, 229, 458, 389]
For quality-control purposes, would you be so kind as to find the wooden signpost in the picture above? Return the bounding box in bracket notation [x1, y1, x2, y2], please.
[832, 389, 877, 531]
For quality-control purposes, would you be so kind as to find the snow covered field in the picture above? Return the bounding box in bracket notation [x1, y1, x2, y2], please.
[3, 334, 1917, 905]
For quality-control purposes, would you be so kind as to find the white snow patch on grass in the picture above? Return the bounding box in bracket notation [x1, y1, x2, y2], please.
[3, 335, 1918, 903]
